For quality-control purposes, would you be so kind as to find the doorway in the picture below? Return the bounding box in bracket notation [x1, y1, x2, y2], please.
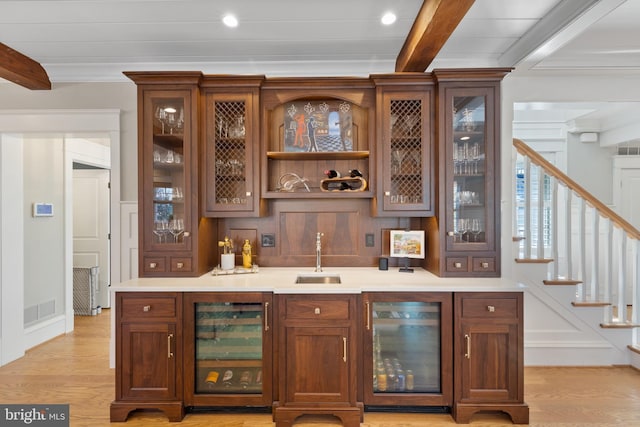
[73, 166, 111, 310]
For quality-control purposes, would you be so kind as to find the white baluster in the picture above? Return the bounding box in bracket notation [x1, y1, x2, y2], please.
[524, 157, 532, 259]
[565, 190, 573, 280]
[551, 177, 559, 279]
[537, 164, 545, 260]
[604, 219, 614, 323]
[590, 208, 599, 302]
[617, 231, 627, 323]
[578, 198, 587, 302]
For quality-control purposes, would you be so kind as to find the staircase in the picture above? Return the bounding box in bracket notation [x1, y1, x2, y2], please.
[512, 138, 640, 367]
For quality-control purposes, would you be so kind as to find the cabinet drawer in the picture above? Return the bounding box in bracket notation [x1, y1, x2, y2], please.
[120, 295, 178, 319]
[460, 296, 518, 319]
[284, 298, 350, 320]
[170, 257, 192, 273]
[446, 257, 468, 272]
[143, 256, 167, 273]
[472, 257, 496, 273]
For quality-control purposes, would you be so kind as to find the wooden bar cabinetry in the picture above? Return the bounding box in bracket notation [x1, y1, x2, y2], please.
[111, 292, 184, 422]
[453, 292, 529, 424]
[373, 75, 434, 216]
[125, 72, 215, 277]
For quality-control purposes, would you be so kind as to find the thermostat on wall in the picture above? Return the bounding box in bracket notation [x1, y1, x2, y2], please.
[33, 202, 54, 217]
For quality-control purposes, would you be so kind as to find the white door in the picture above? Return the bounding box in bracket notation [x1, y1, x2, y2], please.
[73, 168, 110, 309]
[620, 168, 640, 230]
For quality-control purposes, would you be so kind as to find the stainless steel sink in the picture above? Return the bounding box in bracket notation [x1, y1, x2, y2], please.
[295, 273, 341, 284]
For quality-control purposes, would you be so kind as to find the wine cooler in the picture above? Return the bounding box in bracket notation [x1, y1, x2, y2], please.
[363, 292, 453, 407]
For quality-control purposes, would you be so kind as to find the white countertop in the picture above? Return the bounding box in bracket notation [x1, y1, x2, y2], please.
[111, 267, 525, 294]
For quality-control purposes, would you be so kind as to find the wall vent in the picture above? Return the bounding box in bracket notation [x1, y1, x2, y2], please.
[24, 299, 56, 326]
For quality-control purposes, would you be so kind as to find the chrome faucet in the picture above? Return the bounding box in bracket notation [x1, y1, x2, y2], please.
[315, 232, 323, 272]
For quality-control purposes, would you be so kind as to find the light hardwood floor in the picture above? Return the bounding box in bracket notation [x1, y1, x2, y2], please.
[1, 311, 639, 426]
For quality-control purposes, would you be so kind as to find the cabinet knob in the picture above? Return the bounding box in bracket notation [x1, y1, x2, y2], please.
[384, 191, 390, 196]
[184, 231, 190, 237]
[176, 262, 184, 269]
[487, 305, 495, 312]
[481, 262, 489, 268]
[314, 307, 321, 315]
[448, 231, 455, 237]
[143, 305, 151, 312]
[246, 191, 252, 197]
[149, 262, 157, 269]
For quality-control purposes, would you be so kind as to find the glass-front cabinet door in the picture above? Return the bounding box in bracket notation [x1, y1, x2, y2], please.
[142, 90, 192, 253]
[446, 91, 494, 252]
[183, 293, 273, 407]
[378, 88, 433, 216]
[362, 292, 452, 406]
[203, 89, 260, 217]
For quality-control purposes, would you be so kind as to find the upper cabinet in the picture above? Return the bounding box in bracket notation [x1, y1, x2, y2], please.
[427, 69, 511, 277]
[374, 76, 434, 216]
[260, 78, 376, 199]
[126, 72, 215, 277]
[202, 77, 264, 217]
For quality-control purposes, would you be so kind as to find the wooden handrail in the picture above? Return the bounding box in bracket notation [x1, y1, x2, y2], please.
[513, 138, 640, 240]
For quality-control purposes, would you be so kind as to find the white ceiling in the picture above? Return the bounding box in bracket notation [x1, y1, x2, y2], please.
[1, 0, 639, 82]
[2, 0, 640, 144]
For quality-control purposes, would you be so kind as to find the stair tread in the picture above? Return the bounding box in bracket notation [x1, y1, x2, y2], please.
[515, 258, 554, 264]
[600, 322, 640, 329]
[544, 279, 583, 285]
[572, 301, 610, 307]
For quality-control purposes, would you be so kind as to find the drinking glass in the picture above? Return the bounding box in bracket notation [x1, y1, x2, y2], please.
[169, 218, 184, 243]
[153, 221, 168, 243]
[471, 218, 483, 242]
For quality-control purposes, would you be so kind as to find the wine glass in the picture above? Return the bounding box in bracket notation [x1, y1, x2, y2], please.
[154, 107, 166, 134]
[169, 218, 184, 243]
[391, 149, 407, 175]
[410, 150, 421, 174]
[404, 114, 419, 136]
[471, 218, 483, 243]
[153, 221, 168, 243]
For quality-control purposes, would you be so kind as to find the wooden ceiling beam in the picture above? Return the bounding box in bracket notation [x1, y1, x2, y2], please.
[396, 0, 475, 72]
[0, 43, 51, 90]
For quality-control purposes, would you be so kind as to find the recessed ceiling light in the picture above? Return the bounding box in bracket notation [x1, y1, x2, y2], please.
[381, 12, 396, 26]
[223, 14, 238, 28]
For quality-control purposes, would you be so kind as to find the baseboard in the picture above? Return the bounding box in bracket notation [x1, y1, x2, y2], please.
[24, 315, 66, 351]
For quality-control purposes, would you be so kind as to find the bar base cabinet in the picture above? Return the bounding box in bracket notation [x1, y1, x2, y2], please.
[274, 294, 362, 427]
[453, 292, 529, 424]
[111, 292, 184, 422]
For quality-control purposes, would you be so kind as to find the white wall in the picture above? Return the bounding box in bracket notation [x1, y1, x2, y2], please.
[23, 137, 65, 323]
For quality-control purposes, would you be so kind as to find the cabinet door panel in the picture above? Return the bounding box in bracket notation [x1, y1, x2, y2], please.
[285, 326, 350, 404]
[460, 323, 518, 402]
[121, 322, 177, 400]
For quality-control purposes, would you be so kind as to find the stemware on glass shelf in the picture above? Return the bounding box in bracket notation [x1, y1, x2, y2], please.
[471, 218, 483, 243]
[169, 218, 184, 243]
[404, 114, 419, 136]
[391, 149, 407, 175]
[153, 221, 169, 243]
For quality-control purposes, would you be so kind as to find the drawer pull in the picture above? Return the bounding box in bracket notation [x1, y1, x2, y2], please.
[143, 305, 151, 312]
[264, 302, 270, 332]
[149, 262, 157, 269]
[167, 333, 174, 359]
[176, 262, 184, 269]
[314, 307, 321, 315]
[365, 302, 371, 330]
[464, 334, 471, 359]
[481, 262, 489, 268]
[487, 305, 495, 312]
[454, 262, 462, 269]
[342, 337, 347, 363]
